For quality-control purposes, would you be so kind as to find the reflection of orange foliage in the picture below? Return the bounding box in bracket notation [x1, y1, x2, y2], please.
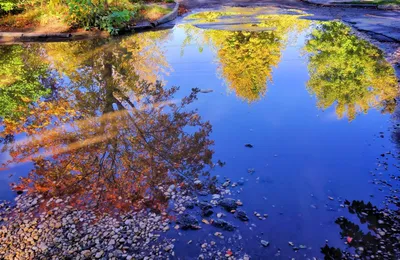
[3, 82, 214, 214]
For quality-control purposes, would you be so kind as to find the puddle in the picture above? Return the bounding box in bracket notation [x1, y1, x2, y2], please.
[0, 8, 399, 259]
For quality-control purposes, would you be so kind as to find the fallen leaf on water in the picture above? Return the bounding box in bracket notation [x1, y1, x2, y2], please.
[347, 236, 353, 243]
[202, 219, 210, 224]
[226, 249, 233, 257]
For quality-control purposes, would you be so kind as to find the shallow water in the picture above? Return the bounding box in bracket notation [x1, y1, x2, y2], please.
[1, 8, 399, 259]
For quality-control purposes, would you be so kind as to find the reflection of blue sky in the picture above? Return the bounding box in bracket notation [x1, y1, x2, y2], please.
[163, 25, 393, 257]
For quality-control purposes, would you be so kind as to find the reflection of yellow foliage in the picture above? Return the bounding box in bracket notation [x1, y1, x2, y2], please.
[185, 11, 240, 22]
[44, 30, 171, 85]
[305, 22, 399, 121]
[181, 14, 310, 102]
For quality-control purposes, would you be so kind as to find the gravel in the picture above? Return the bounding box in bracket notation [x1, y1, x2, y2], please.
[0, 187, 191, 259]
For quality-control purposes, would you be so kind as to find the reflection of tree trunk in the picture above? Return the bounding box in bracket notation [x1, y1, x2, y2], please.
[102, 51, 115, 114]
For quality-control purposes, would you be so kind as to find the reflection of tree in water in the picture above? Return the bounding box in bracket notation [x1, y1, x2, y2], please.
[0, 45, 54, 122]
[181, 15, 310, 102]
[305, 21, 399, 121]
[0, 31, 215, 213]
[322, 103, 400, 259]
[322, 200, 400, 259]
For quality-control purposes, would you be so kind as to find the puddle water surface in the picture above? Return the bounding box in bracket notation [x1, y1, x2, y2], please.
[0, 8, 399, 259]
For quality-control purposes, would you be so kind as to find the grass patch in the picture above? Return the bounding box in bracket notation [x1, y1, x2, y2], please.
[0, 5, 70, 32]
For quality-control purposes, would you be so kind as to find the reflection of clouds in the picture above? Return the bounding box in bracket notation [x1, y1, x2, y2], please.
[319, 110, 342, 122]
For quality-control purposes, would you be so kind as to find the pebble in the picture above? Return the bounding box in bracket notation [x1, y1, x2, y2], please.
[261, 240, 270, 247]
[95, 251, 104, 258]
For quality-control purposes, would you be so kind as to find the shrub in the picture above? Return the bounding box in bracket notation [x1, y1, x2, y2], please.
[0, 0, 19, 13]
[66, 0, 135, 34]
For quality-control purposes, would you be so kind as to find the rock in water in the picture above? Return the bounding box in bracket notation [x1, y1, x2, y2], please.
[177, 214, 200, 230]
[201, 209, 214, 217]
[199, 89, 213, 94]
[261, 240, 270, 247]
[236, 209, 249, 222]
[211, 219, 236, 231]
[219, 198, 237, 211]
[198, 201, 213, 210]
[183, 200, 195, 209]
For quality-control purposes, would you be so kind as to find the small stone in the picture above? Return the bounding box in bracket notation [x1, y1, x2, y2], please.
[288, 241, 294, 246]
[261, 240, 270, 247]
[211, 219, 236, 231]
[194, 180, 202, 185]
[328, 196, 334, 201]
[212, 194, 221, 200]
[95, 251, 104, 258]
[164, 244, 174, 252]
[247, 168, 255, 174]
[236, 209, 249, 222]
[82, 250, 91, 257]
[219, 198, 238, 211]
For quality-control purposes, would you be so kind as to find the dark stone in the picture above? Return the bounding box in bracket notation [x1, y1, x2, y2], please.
[219, 198, 237, 211]
[236, 209, 249, 221]
[211, 219, 236, 231]
[245, 144, 253, 148]
[183, 200, 195, 209]
[202, 209, 214, 217]
[198, 201, 213, 210]
[177, 214, 200, 230]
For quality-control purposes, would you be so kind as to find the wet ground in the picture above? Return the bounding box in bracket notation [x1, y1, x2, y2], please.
[1, 7, 400, 260]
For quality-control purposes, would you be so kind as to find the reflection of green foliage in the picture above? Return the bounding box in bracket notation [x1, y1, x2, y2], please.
[181, 14, 310, 102]
[0, 45, 51, 121]
[305, 21, 398, 121]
